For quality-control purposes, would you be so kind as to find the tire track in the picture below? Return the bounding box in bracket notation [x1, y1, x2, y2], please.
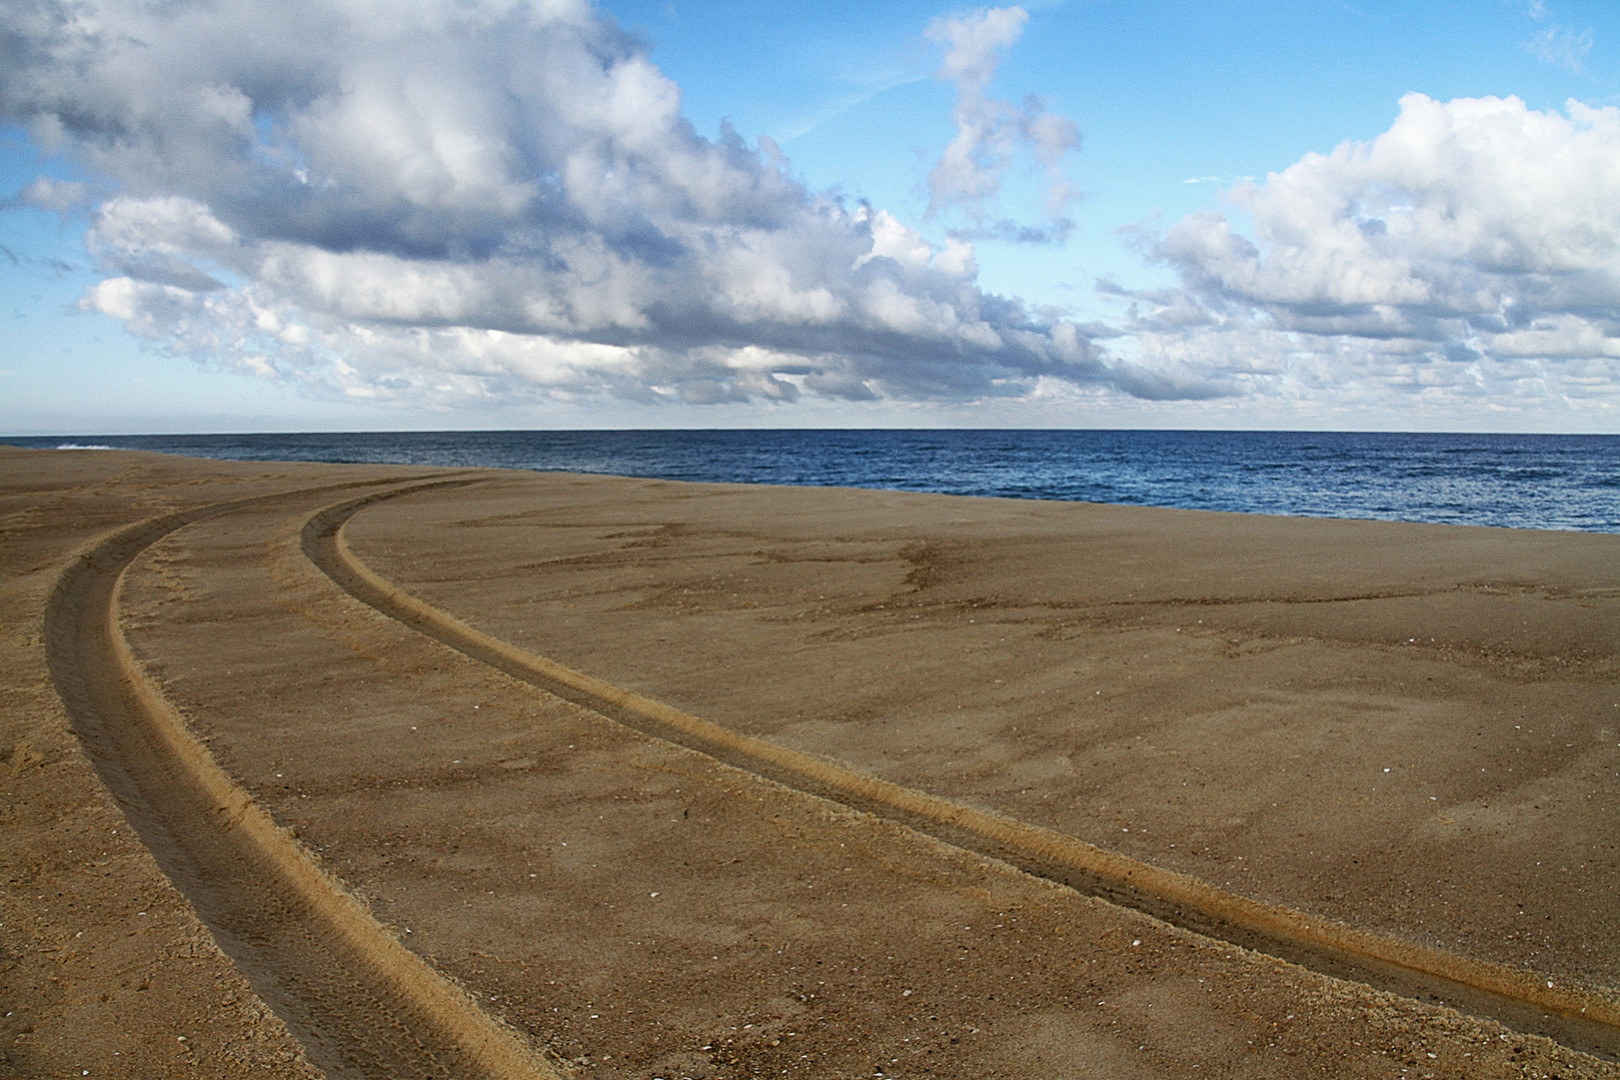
[46, 482, 559, 1080]
[304, 484, 1620, 1061]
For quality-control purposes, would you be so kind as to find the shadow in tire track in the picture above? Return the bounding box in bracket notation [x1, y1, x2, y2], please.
[46, 483, 558, 1080]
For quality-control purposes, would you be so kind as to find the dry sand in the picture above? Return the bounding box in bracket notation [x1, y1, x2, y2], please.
[3, 445, 1618, 1079]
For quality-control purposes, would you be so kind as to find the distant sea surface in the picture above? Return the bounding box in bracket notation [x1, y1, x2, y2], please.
[11, 429, 1620, 533]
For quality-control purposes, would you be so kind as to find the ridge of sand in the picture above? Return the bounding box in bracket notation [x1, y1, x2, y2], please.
[305, 480, 1620, 1060]
[44, 482, 559, 1080]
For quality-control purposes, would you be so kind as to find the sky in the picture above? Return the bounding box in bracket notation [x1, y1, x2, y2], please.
[3, 0, 1620, 434]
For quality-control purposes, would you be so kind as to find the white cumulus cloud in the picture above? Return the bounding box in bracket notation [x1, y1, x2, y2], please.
[0, 0, 1183, 410]
[924, 6, 1080, 243]
[1126, 93, 1620, 424]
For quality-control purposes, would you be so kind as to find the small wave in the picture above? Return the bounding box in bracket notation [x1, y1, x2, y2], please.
[56, 443, 116, 451]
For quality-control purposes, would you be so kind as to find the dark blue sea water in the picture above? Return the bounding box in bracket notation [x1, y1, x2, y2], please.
[10, 430, 1620, 533]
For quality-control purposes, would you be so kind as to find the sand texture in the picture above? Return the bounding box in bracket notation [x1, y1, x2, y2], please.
[4, 446, 1619, 1079]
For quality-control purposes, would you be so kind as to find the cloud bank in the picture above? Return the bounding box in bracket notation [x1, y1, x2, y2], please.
[1126, 93, 1620, 424]
[0, 0, 1185, 410]
[3, 2, 1616, 425]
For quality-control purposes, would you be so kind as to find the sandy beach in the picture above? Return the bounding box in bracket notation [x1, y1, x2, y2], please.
[4, 445, 1618, 1079]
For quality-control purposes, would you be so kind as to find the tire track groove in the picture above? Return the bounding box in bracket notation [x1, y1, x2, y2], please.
[46, 483, 559, 1080]
[304, 485, 1620, 1061]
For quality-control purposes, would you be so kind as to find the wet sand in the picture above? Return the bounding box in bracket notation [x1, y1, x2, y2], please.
[4, 446, 1618, 1078]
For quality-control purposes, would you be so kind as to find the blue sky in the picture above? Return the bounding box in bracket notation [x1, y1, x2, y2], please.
[3, 0, 1619, 433]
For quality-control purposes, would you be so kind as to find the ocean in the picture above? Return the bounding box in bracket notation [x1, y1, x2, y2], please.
[10, 429, 1619, 533]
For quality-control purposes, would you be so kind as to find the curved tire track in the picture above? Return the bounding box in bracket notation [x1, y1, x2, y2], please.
[305, 484, 1620, 1061]
[46, 484, 559, 1080]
